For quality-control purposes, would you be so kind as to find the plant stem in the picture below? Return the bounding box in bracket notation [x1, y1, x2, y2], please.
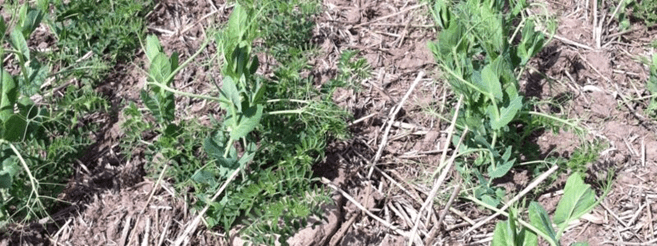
[266, 109, 304, 115]
[1, 140, 46, 214]
[266, 99, 310, 104]
[146, 81, 229, 104]
[528, 111, 580, 130]
[223, 138, 233, 158]
[162, 39, 210, 85]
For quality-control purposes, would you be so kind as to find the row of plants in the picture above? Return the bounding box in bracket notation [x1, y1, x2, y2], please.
[121, 0, 368, 244]
[428, 0, 610, 245]
[0, 0, 362, 244]
[0, 0, 152, 227]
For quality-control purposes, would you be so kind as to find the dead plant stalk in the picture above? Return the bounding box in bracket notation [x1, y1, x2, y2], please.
[408, 96, 466, 246]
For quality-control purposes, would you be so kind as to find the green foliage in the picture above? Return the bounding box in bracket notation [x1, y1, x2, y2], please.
[491, 173, 610, 246]
[256, 0, 320, 63]
[613, 0, 657, 30]
[429, 0, 586, 204]
[625, 0, 657, 26]
[141, 35, 178, 124]
[128, 1, 351, 245]
[491, 209, 537, 246]
[646, 54, 657, 118]
[52, 0, 152, 63]
[562, 141, 604, 174]
[0, 1, 138, 226]
[49, 0, 152, 84]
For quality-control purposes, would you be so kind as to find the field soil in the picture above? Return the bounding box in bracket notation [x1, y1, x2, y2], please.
[2, 0, 657, 245]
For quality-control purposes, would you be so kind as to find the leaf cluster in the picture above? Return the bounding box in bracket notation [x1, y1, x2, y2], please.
[429, 0, 574, 206]
[492, 173, 611, 246]
[51, 0, 152, 63]
[195, 2, 350, 244]
[127, 1, 351, 244]
[0, 1, 120, 225]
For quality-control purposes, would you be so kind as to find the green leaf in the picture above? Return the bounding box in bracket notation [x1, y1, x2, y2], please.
[433, 0, 452, 29]
[238, 142, 257, 167]
[0, 69, 17, 122]
[529, 201, 558, 243]
[482, 194, 500, 207]
[25, 60, 49, 95]
[0, 18, 6, 36]
[227, 4, 249, 44]
[229, 104, 263, 140]
[0, 156, 20, 189]
[203, 133, 226, 160]
[646, 76, 657, 94]
[145, 35, 162, 62]
[21, 9, 44, 37]
[9, 29, 30, 59]
[436, 22, 467, 58]
[518, 228, 538, 246]
[203, 134, 240, 176]
[502, 145, 513, 161]
[251, 80, 266, 104]
[3, 115, 27, 142]
[0, 156, 19, 189]
[553, 173, 597, 230]
[170, 52, 179, 71]
[571, 242, 589, 246]
[249, 55, 259, 75]
[192, 169, 218, 187]
[490, 96, 523, 130]
[488, 158, 514, 178]
[18, 4, 28, 32]
[140, 90, 174, 123]
[480, 63, 503, 101]
[492, 220, 516, 246]
[219, 76, 240, 112]
[149, 53, 173, 85]
[511, 0, 527, 16]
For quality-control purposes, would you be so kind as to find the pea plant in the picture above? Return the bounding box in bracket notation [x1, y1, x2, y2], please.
[140, 4, 264, 179]
[430, 0, 579, 206]
[489, 173, 610, 246]
[139, 3, 349, 244]
[0, 2, 111, 224]
[0, 4, 48, 207]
